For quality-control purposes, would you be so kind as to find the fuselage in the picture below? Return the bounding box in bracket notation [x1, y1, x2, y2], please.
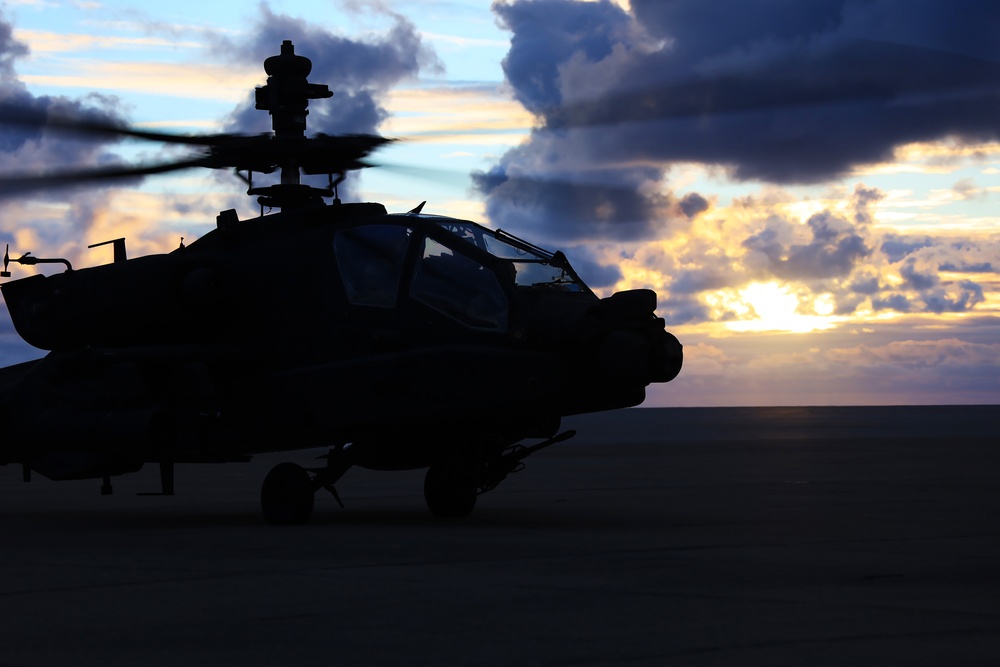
[0, 202, 681, 478]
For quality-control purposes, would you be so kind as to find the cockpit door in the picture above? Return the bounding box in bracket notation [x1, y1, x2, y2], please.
[409, 235, 509, 332]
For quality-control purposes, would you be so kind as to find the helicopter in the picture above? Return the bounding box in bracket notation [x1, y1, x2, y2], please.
[0, 40, 682, 524]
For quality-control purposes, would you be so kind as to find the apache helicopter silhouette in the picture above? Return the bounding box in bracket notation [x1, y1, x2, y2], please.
[0, 41, 682, 524]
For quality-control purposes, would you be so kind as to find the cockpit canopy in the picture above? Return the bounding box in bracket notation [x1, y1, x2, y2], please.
[432, 219, 588, 293]
[331, 215, 592, 334]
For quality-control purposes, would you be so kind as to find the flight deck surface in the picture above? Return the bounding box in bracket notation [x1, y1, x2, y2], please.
[1, 406, 997, 666]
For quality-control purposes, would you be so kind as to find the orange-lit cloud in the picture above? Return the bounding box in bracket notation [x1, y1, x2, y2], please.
[20, 60, 258, 102]
[14, 29, 201, 53]
[588, 182, 1000, 341]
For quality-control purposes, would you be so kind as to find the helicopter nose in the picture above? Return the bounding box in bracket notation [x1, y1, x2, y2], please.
[598, 330, 654, 384]
[598, 326, 683, 384]
[594, 289, 683, 385]
[655, 329, 683, 382]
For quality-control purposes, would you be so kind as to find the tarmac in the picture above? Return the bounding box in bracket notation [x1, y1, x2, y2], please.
[1, 405, 998, 666]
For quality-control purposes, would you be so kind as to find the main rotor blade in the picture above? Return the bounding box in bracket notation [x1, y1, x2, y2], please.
[362, 159, 476, 190]
[0, 102, 234, 146]
[52, 121, 231, 146]
[0, 156, 211, 197]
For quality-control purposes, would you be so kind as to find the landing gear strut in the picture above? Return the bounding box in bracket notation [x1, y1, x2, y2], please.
[259, 431, 575, 524]
[423, 429, 577, 518]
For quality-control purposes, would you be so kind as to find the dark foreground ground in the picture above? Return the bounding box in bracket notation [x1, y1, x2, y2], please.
[1, 405, 998, 666]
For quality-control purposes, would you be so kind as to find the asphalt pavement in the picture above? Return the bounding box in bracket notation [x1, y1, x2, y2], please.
[1, 406, 998, 666]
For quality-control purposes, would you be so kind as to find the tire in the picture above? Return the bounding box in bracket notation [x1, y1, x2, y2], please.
[424, 463, 477, 518]
[261, 462, 315, 525]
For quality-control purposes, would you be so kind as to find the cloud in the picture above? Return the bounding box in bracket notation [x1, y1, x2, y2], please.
[562, 244, 622, 288]
[0, 13, 28, 84]
[675, 341, 733, 376]
[924, 281, 985, 313]
[880, 234, 935, 262]
[743, 210, 873, 281]
[477, 0, 1000, 249]
[556, 0, 1000, 183]
[899, 257, 939, 290]
[648, 326, 1000, 406]
[672, 185, 881, 294]
[940, 261, 994, 273]
[953, 177, 987, 201]
[608, 183, 998, 326]
[678, 192, 709, 218]
[471, 0, 686, 244]
[823, 338, 1000, 371]
[473, 156, 683, 243]
[868, 233, 999, 314]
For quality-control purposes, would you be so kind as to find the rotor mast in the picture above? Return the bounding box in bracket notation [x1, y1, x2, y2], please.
[251, 40, 334, 209]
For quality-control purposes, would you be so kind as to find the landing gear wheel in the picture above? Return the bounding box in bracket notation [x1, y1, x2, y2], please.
[261, 462, 315, 525]
[424, 463, 478, 518]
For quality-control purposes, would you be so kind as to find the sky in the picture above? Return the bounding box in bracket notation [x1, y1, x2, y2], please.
[0, 0, 998, 407]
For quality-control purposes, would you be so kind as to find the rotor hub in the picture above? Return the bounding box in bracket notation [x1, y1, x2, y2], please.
[255, 40, 333, 140]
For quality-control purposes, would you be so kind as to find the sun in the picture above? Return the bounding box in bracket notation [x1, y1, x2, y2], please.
[723, 281, 837, 333]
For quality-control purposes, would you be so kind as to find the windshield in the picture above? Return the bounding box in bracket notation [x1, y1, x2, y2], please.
[434, 220, 587, 292]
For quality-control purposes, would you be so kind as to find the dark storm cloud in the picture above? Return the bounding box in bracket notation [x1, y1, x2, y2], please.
[563, 245, 622, 288]
[478, 0, 677, 242]
[473, 156, 678, 243]
[495, 0, 635, 115]
[479, 0, 1000, 243]
[552, 0, 1000, 183]
[678, 192, 709, 218]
